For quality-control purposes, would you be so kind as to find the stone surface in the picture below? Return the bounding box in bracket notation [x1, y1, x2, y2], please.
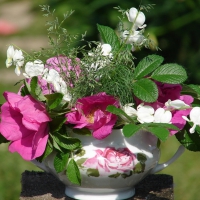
[20, 171, 174, 200]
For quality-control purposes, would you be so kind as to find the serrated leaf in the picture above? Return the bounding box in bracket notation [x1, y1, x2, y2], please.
[123, 124, 142, 137]
[151, 63, 187, 84]
[176, 123, 200, 151]
[146, 127, 169, 141]
[54, 152, 69, 173]
[132, 78, 158, 102]
[49, 116, 67, 133]
[53, 133, 81, 150]
[106, 105, 134, 123]
[86, 168, 100, 177]
[45, 93, 63, 110]
[66, 159, 81, 185]
[134, 55, 164, 79]
[97, 24, 120, 51]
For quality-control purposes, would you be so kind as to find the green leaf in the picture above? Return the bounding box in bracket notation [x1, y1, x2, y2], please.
[133, 163, 145, 174]
[134, 55, 164, 79]
[108, 172, 121, 178]
[151, 63, 187, 84]
[146, 123, 179, 131]
[0, 134, 9, 144]
[132, 78, 158, 102]
[52, 133, 81, 150]
[66, 159, 81, 185]
[182, 84, 200, 99]
[123, 124, 143, 137]
[106, 105, 134, 123]
[76, 158, 87, 167]
[146, 127, 170, 141]
[30, 76, 46, 101]
[137, 153, 147, 163]
[121, 171, 133, 178]
[45, 93, 64, 110]
[54, 152, 69, 173]
[49, 115, 67, 133]
[97, 24, 120, 51]
[176, 123, 200, 151]
[86, 168, 100, 177]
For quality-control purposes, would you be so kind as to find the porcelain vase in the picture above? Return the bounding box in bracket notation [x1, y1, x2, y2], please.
[32, 129, 185, 200]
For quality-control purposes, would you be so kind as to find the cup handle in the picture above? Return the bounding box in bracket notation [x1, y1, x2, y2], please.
[150, 145, 185, 174]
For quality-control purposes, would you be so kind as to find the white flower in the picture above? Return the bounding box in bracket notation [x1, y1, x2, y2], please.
[15, 66, 21, 76]
[23, 60, 45, 78]
[165, 99, 190, 110]
[122, 30, 145, 44]
[13, 49, 24, 67]
[137, 104, 155, 123]
[43, 69, 71, 102]
[154, 108, 172, 123]
[182, 107, 200, 133]
[101, 44, 112, 57]
[122, 103, 137, 117]
[126, 7, 146, 30]
[6, 45, 15, 68]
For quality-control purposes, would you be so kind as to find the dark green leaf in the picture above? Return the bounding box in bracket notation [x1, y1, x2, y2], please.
[54, 152, 69, 173]
[49, 116, 67, 133]
[0, 134, 9, 144]
[132, 78, 158, 102]
[146, 123, 179, 131]
[134, 55, 164, 79]
[121, 171, 133, 178]
[45, 93, 64, 110]
[146, 127, 169, 141]
[86, 168, 100, 177]
[123, 124, 143, 137]
[151, 63, 187, 84]
[97, 24, 120, 51]
[137, 153, 147, 163]
[176, 123, 200, 151]
[66, 159, 81, 185]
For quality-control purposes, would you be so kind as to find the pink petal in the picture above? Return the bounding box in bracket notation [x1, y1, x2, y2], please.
[3, 92, 23, 109]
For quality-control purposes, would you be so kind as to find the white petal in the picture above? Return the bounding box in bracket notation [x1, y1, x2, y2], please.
[190, 107, 200, 124]
[165, 99, 190, 110]
[6, 58, 13, 68]
[101, 44, 112, 56]
[15, 66, 21, 76]
[123, 104, 137, 117]
[7, 45, 15, 58]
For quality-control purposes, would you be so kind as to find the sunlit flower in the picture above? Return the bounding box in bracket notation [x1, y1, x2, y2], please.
[182, 107, 200, 133]
[23, 60, 46, 78]
[101, 44, 112, 57]
[137, 104, 154, 123]
[154, 108, 172, 123]
[122, 30, 145, 44]
[13, 49, 24, 67]
[6, 45, 15, 68]
[165, 99, 190, 110]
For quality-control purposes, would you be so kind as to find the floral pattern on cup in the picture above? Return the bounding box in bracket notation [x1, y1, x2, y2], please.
[76, 147, 147, 178]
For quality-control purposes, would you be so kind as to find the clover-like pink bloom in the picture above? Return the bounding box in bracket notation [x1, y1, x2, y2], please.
[0, 92, 51, 160]
[83, 147, 136, 173]
[170, 95, 193, 135]
[66, 92, 119, 139]
[45, 55, 81, 86]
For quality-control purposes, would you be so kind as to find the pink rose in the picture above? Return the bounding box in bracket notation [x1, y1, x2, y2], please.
[0, 92, 51, 160]
[83, 147, 136, 173]
[66, 92, 119, 139]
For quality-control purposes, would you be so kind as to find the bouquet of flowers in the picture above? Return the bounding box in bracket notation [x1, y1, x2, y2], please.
[1, 5, 200, 185]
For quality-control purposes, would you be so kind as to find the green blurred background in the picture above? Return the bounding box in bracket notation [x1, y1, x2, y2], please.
[0, 0, 200, 199]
